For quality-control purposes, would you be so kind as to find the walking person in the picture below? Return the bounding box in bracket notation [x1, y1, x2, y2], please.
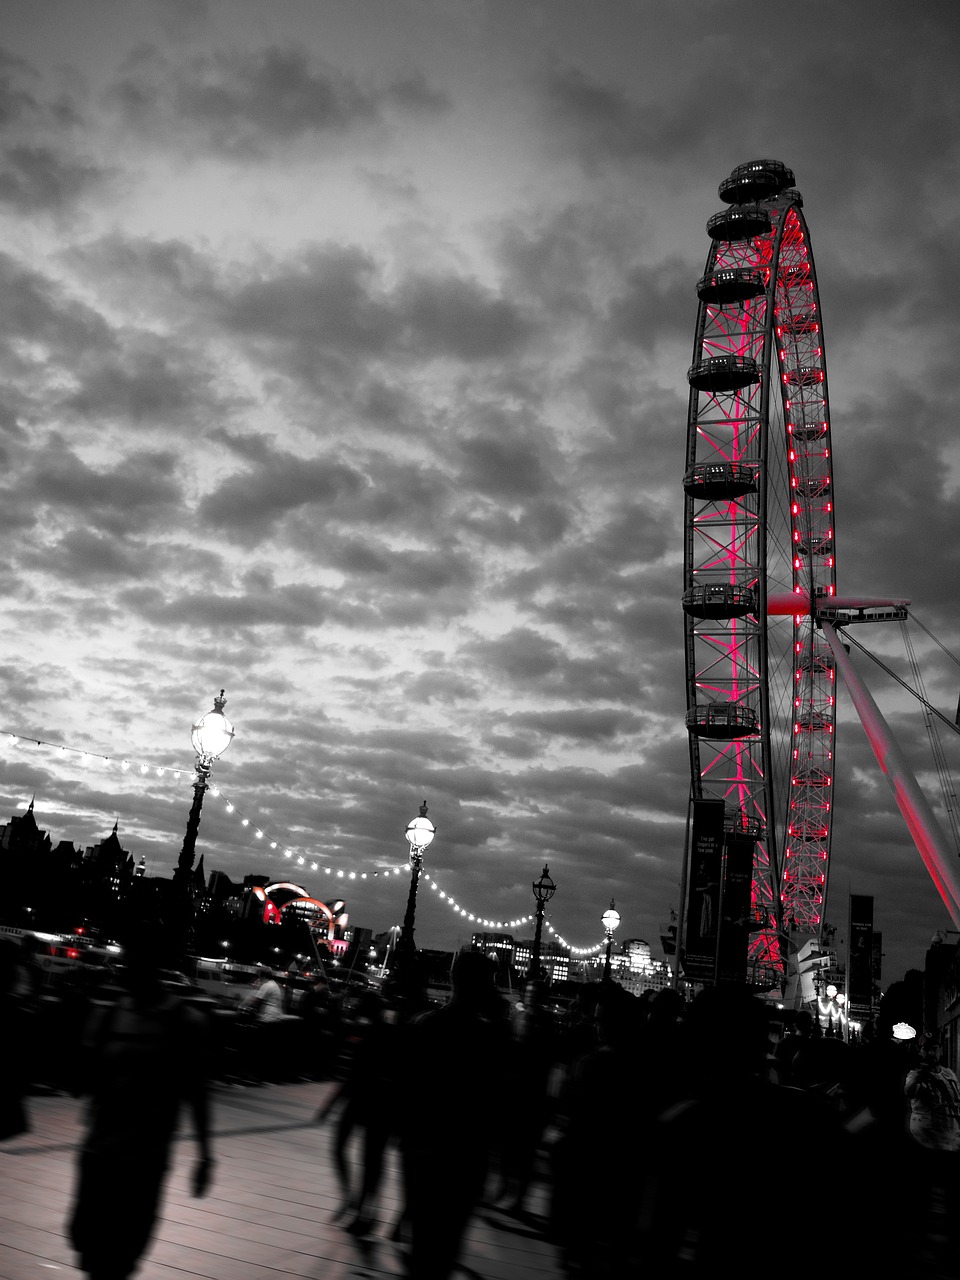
[68, 924, 214, 1280]
[317, 989, 396, 1232]
[238, 965, 291, 1081]
[904, 1036, 960, 1267]
[396, 951, 510, 1279]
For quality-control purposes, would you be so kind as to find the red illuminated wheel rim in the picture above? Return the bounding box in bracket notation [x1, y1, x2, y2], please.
[683, 160, 837, 986]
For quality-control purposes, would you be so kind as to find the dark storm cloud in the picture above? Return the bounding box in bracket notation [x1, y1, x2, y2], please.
[0, 252, 227, 450]
[203, 245, 534, 397]
[499, 503, 679, 651]
[458, 498, 571, 552]
[348, 727, 473, 769]
[0, 47, 41, 125]
[0, 252, 111, 365]
[463, 627, 644, 703]
[0, 662, 52, 714]
[469, 627, 562, 682]
[505, 706, 645, 743]
[0, 49, 103, 216]
[0, 143, 110, 214]
[106, 44, 449, 158]
[120, 577, 329, 630]
[540, 8, 959, 207]
[42, 529, 158, 583]
[496, 205, 608, 318]
[222, 245, 390, 352]
[22, 445, 182, 536]
[396, 274, 533, 360]
[385, 72, 449, 115]
[542, 64, 707, 167]
[63, 234, 219, 314]
[284, 454, 444, 541]
[836, 384, 960, 618]
[606, 256, 694, 352]
[573, 371, 687, 492]
[54, 236, 536, 450]
[401, 667, 482, 706]
[326, 537, 477, 598]
[418, 762, 682, 862]
[196, 438, 367, 540]
[456, 428, 558, 499]
[63, 329, 223, 428]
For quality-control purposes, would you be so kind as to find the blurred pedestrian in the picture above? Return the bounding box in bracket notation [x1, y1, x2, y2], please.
[239, 965, 285, 1021]
[68, 923, 214, 1280]
[904, 1036, 960, 1265]
[638, 986, 850, 1279]
[299, 974, 341, 1080]
[397, 951, 510, 1279]
[316, 989, 396, 1232]
[494, 978, 559, 1220]
[773, 1008, 815, 1087]
[905, 1036, 960, 1152]
[549, 981, 648, 1276]
[239, 965, 294, 1081]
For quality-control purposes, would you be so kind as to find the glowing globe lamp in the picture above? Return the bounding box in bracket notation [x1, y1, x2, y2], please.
[191, 690, 234, 763]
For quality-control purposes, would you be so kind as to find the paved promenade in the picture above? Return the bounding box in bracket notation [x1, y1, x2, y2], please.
[0, 1080, 561, 1280]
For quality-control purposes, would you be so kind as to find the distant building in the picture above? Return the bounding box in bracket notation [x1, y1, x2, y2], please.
[82, 820, 136, 898]
[583, 938, 672, 994]
[0, 798, 52, 860]
[472, 931, 515, 963]
[510, 937, 569, 983]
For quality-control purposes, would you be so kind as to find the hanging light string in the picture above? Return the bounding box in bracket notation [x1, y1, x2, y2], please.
[1, 729, 608, 952]
[545, 921, 606, 956]
[2, 729, 191, 780]
[424, 875, 605, 954]
[0, 729, 409, 877]
[425, 874, 532, 932]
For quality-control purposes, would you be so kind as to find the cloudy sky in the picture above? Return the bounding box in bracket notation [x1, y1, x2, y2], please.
[1, 0, 958, 985]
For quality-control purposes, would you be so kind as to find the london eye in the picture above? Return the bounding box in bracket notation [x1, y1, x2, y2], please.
[682, 159, 836, 988]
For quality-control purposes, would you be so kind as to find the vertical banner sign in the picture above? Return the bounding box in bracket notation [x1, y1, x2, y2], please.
[716, 833, 756, 987]
[683, 798, 725, 984]
[848, 894, 874, 1012]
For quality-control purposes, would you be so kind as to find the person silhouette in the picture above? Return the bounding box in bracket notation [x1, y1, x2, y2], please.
[68, 922, 214, 1280]
[396, 951, 510, 1279]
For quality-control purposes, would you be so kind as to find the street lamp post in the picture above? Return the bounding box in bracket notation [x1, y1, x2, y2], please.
[397, 801, 435, 956]
[602, 898, 620, 983]
[528, 864, 556, 981]
[173, 690, 234, 890]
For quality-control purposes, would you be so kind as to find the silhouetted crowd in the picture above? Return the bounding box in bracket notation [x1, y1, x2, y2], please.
[4, 932, 960, 1280]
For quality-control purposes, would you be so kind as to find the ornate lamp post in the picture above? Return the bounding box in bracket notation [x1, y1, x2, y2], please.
[173, 690, 234, 890]
[601, 898, 620, 983]
[397, 801, 435, 956]
[528, 864, 556, 981]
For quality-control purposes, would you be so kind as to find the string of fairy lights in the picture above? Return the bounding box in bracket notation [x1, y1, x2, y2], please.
[0, 729, 607, 954]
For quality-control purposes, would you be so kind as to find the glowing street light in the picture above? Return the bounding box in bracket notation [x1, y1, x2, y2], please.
[397, 801, 435, 955]
[174, 690, 234, 890]
[602, 898, 620, 983]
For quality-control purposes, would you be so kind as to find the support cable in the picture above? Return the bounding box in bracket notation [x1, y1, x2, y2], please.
[907, 610, 960, 670]
[838, 629, 960, 737]
[901, 619, 960, 856]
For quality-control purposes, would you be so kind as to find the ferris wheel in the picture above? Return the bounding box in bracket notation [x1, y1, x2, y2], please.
[682, 160, 837, 987]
